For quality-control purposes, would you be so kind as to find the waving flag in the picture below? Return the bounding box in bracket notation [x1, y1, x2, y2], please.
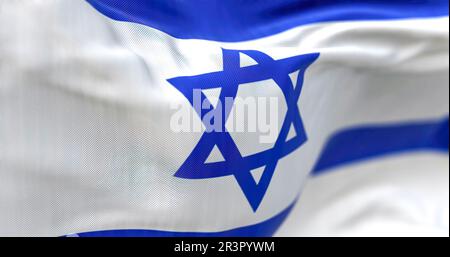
[0, 0, 448, 236]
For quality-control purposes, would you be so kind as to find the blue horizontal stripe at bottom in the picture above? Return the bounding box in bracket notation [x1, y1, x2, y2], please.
[86, 0, 449, 42]
[313, 117, 449, 175]
[65, 117, 448, 237]
[66, 200, 295, 237]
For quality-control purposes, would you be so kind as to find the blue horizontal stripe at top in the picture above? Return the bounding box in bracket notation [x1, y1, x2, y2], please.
[86, 0, 449, 42]
[313, 117, 449, 175]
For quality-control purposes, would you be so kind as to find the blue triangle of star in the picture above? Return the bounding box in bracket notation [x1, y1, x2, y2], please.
[167, 49, 319, 211]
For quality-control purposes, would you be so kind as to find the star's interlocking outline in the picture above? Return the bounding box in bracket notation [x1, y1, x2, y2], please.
[168, 49, 319, 211]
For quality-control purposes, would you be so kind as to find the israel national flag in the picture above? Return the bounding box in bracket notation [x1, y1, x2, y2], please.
[0, 0, 448, 237]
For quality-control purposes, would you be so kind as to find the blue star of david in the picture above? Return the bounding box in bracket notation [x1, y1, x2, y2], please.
[168, 49, 319, 211]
